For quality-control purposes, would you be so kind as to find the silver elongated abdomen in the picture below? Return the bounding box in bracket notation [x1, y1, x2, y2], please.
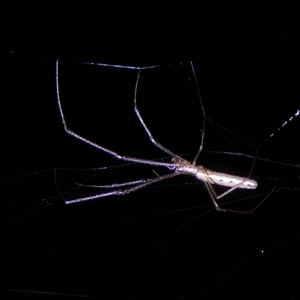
[196, 167, 257, 189]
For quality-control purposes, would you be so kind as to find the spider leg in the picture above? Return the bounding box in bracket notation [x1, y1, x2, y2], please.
[55, 60, 176, 170]
[187, 62, 207, 166]
[204, 180, 276, 214]
[133, 70, 181, 159]
[65, 172, 179, 204]
[75, 179, 148, 189]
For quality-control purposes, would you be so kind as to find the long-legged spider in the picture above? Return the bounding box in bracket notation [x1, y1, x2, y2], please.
[55, 59, 275, 214]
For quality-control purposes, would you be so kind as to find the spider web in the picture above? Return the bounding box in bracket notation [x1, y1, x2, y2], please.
[1, 52, 299, 300]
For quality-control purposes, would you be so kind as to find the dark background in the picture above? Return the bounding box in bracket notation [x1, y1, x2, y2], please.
[2, 4, 300, 300]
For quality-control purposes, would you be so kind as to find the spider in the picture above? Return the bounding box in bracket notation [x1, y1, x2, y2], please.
[55, 59, 275, 214]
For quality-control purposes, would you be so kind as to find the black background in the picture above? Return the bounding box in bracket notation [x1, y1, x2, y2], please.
[2, 4, 300, 300]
